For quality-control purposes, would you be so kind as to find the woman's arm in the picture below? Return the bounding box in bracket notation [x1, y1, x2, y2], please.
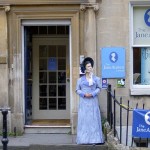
[91, 77, 101, 97]
[76, 78, 85, 98]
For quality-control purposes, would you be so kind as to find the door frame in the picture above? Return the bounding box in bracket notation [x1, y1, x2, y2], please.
[9, 6, 80, 133]
[21, 20, 72, 123]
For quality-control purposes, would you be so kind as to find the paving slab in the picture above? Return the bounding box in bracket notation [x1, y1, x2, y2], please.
[0, 134, 108, 150]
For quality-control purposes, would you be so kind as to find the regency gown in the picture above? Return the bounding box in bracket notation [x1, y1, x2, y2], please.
[76, 75, 104, 144]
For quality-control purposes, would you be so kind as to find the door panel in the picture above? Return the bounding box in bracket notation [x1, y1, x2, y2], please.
[32, 37, 70, 119]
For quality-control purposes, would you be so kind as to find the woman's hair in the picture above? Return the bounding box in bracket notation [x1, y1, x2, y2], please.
[84, 61, 93, 68]
[81, 57, 94, 73]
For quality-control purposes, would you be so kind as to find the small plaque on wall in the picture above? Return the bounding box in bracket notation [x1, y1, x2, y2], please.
[0, 57, 7, 64]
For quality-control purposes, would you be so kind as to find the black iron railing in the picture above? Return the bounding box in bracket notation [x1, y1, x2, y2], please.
[107, 84, 149, 147]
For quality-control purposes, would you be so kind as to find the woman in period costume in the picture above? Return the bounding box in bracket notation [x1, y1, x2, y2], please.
[76, 57, 104, 144]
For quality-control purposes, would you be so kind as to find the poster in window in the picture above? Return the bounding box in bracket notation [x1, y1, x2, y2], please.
[48, 58, 57, 71]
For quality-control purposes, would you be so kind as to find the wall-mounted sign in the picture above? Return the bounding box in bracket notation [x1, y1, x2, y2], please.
[101, 47, 125, 78]
[79, 55, 85, 76]
[48, 57, 57, 71]
[132, 109, 150, 138]
[102, 78, 108, 89]
[117, 79, 125, 88]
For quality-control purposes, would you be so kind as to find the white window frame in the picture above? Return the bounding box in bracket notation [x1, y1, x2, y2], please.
[130, 2, 150, 95]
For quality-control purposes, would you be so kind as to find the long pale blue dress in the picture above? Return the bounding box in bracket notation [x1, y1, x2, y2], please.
[76, 75, 104, 144]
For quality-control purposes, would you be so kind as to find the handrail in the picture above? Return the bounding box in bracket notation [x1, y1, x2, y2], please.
[106, 84, 148, 147]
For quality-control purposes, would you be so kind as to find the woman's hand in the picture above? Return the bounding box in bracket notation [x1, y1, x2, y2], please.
[84, 93, 92, 98]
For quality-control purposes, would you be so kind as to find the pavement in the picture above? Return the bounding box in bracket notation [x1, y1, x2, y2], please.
[0, 134, 109, 150]
[0, 134, 76, 146]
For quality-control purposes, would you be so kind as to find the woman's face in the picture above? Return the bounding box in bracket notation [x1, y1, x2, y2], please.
[85, 63, 93, 73]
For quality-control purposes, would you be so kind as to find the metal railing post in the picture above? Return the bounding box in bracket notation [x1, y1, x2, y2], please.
[113, 90, 116, 137]
[120, 97, 122, 144]
[126, 100, 129, 146]
[107, 84, 112, 126]
[1, 108, 10, 150]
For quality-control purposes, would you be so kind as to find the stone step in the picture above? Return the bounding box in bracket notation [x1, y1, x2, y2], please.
[0, 144, 109, 150]
[24, 125, 71, 134]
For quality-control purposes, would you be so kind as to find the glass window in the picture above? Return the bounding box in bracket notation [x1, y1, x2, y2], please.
[39, 98, 47, 110]
[133, 47, 150, 85]
[58, 59, 66, 70]
[132, 6, 150, 87]
[58, 85, 66, 96]
[39, 45, 47, 57]
[39, 59, 47, 70]
[49, 85, 57, 96]
[58, 72, 66, 83]
[58, 98, 66, 110]
[58, 46, 66, 57]
[49, 98, 57, 110]
[40, 85, 47, 96]
[39, 72, 47, 83]
[49, 72, 56, 83]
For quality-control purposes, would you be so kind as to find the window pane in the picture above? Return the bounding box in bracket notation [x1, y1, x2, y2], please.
[48, 26, 56, 34]
[39, 45, 47, 57]
[49, 98, 57, 110]
[58, 59, 66, 70]
[39, 98, 47, 110]
[58, 85, 66, 96]
[40, 85, 47, 96]
[49, 72, 56, 83]
[141, 48, 150, 84]
[48, 45, 56, 57]
[58, 98, 66, 110]
[58, 72, 66, 83]
[66, 26, 69, 35]
[39, 59, 47, 70]
[49, 85, 56, 96]
[133, 47, 150, 85]
[58, 46, 66, 57]
[39, 72, 47, 83]
[39, 26, 47, 34]
[57, 26, 66, 34]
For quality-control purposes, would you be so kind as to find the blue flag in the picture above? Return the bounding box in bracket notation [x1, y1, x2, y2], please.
[132, 109, 150, 138]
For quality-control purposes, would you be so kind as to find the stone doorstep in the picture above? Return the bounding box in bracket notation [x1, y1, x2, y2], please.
[0, 144, 109, 150]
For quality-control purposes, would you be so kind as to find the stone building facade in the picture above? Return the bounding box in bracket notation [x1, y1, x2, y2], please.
[0, 0, 150, 135]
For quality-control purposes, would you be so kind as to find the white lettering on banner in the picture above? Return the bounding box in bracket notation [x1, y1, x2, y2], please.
[137, 127, 150, 132]
[104, 65, 124, 70]
[136, 124, 150, 133]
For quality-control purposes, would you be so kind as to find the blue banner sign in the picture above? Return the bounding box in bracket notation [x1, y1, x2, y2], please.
[101, 47, 125, 78]
[48, 57, 57, 71]
[132, 109, 150, 138]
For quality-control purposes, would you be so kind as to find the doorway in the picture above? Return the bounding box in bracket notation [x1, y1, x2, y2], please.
[23, 25, 70, 126]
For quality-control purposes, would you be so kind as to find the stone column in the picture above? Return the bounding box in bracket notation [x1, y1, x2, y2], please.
[0, 6, 10, 107]
[0, 6, 12, 132]
[80, 3, 99, 73]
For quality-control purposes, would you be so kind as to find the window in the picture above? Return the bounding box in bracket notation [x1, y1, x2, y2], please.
[131, 5, 150, 95]
[133, 47, 150, 85]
